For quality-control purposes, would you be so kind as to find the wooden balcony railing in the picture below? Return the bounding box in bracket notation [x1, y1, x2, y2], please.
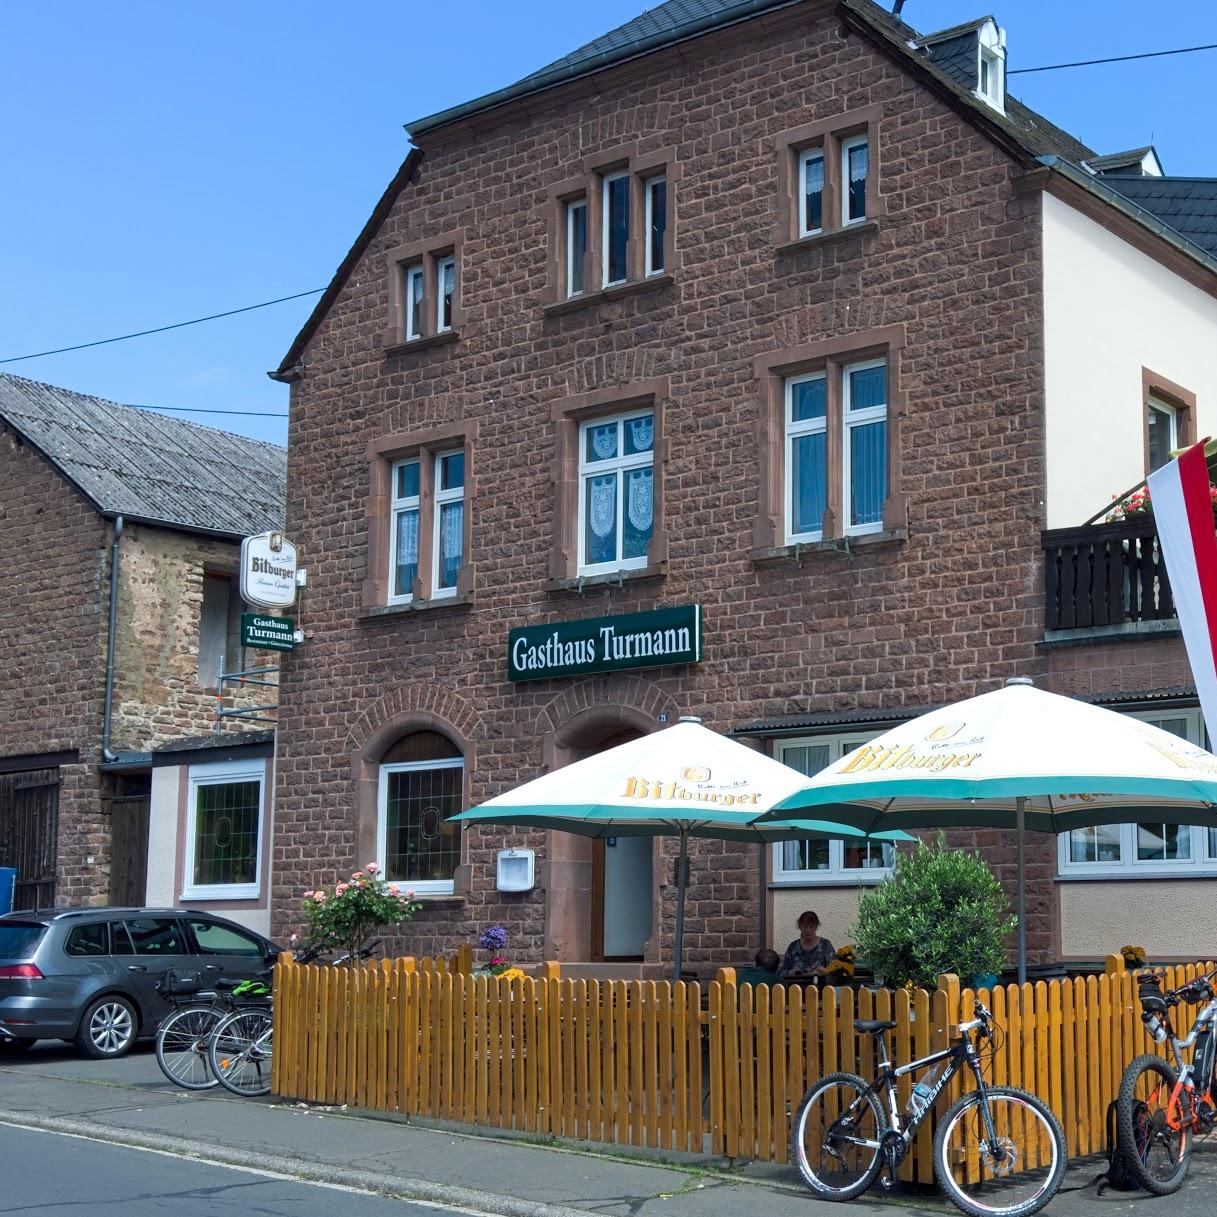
[1042, 517, 1175, 630]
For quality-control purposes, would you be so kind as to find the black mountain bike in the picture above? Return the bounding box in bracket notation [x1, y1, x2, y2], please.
[791, 999, 1066, 1217]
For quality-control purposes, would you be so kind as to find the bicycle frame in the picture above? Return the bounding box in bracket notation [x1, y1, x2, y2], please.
[1153, 992, 1217, 1129]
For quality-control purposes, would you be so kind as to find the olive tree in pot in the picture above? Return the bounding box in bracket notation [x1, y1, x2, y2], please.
[853, 837, 1015, 991]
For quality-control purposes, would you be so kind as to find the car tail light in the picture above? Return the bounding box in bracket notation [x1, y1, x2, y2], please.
[0, 964, 43, 980]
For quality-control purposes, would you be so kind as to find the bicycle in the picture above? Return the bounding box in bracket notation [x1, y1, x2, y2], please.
[1116, 967, 1217, 1195]
[791, 999, 1066, 1217]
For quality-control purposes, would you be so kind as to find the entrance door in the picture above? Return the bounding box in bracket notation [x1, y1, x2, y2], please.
[108, 776, 151, 906]
[0, 768, 60, 909]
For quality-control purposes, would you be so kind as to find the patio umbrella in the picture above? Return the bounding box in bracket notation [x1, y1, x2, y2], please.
[451, 717, 910, 978]
[759, 678, 1217, 982]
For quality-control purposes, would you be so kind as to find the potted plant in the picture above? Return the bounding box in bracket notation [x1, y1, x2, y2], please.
[300, 863, 421, 965]
[474, 926, 524, 980]
[853, 836, 1016, 992]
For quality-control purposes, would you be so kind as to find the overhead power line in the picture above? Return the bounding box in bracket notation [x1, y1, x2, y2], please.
[1009, 42, 1217, 75]
[0, 288, 325, 365]
[123, 403, 289, 419]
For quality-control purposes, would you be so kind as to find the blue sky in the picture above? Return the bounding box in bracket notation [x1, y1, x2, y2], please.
[2, 1, 1214, 447]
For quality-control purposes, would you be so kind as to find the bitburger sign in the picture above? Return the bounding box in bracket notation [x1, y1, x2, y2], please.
[508, 605, 702, 682]
[240, 531, 298, 609]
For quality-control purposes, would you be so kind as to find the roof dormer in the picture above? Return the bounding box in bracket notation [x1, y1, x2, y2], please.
[915, 16, 1007, 115]
[1084, 146, 1165, 178]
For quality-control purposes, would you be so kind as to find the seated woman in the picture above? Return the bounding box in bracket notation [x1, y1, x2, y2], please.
[779, 910, 834, 978]
[735, 948, 781, 987]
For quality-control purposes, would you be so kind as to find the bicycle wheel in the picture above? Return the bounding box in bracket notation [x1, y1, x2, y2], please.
[207, 1008, 274, 1097]
[1117, 1053, 1192, 1195]
[935, 1085, 1065, 1217]
[790, 1072, 886, 1200]
[155, 1005, 222, 1090]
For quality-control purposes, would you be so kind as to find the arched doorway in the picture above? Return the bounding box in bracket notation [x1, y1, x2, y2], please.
[544, 715, 658, 962]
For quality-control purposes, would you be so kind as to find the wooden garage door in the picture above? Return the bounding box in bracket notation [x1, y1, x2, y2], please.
[0, 768, 60, 910]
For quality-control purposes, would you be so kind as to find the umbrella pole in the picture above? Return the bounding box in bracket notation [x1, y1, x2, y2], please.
[1016, 796, 1027, 987]
[672, 827, 689, 982]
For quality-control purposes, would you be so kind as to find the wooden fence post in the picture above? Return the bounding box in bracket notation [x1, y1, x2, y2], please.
[716, 967, 737, 985]
[1104, 953, 1126, 975]
[453, 943, 474, 974]
[539, 960, 561, 980]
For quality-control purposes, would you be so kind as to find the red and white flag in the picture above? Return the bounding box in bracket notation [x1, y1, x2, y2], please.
[1146, 439, 1217, 740]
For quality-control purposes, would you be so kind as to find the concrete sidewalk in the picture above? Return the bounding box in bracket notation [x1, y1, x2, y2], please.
[1, 1042, 1214, 1216]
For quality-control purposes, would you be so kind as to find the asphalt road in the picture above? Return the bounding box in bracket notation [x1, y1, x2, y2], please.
[0, 1123, 483, 1216]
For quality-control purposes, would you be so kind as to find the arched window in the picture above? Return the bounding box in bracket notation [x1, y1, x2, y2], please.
[377, 730, 463, 895]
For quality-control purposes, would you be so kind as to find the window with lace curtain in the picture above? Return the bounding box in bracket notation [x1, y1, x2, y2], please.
[578, 411, 654, 575]
[389, 449, 466, 603]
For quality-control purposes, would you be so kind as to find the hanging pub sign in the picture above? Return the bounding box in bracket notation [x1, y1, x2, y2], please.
[508, 605, 702, 682]
[241, 613, 296, 652]
[240, 531, 298, 609]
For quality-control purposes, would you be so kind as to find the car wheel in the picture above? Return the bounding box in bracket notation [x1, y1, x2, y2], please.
[75, 996, 137, 1059]
[0, 1038, 36, 1053]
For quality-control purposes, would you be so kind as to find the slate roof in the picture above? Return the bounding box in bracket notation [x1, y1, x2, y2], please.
[1100, 177, 1217, 258]
[1086, 146, 1158, 174]
[0, 373, 286, 538]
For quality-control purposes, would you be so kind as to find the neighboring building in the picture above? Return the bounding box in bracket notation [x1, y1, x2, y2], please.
[0, 373, 285, 933]
[268, 0, 1217, 968]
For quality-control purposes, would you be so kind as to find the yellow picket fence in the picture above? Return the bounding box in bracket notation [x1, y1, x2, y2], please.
[272, 955, 1216, 1174]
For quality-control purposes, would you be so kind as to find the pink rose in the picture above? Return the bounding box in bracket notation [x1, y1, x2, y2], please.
[406, 889, 416, 900]
[313, 891, 326, 902]
[351, 871, 364, 880]
[365, 862, 379, 874]
[388, 884, 399, 895]
[302, 890, 314, 900]
[336, 883, 348, 896]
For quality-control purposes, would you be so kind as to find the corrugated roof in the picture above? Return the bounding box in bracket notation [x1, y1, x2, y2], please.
[1101, 177, 1217, 258]
[0, 373, 286, 538]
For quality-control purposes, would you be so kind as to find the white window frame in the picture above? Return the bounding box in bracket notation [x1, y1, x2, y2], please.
[1057, 708, 1217, 878]
[436, 256, 455, 333]
[644, 175, 666, 276]
[431, 448, 464, 599]
[377, 757, 464, 896]
[566, 198, 588, 298]
[182, 760, 265, 900]
[840, 135, 868, 225]
[771, 733, 895, 885]
[577, 410, 654, 577]
[975, 26, 1006, 113]
[785, 371, 827, 544]
[389, 457, 421, 605]
[404, 264, 424, 340]
[1147, 396, 1179, 472]
[798, 147, 825, 237]
[602, 170, 630, 287]
[842, 357, 887, 537]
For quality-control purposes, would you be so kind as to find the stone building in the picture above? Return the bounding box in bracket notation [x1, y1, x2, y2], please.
[0, 373, 285, 927]
[269, 1, 1217, 968]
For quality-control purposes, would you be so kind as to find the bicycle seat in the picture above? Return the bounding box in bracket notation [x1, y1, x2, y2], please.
[854, 1019, 897, 1035]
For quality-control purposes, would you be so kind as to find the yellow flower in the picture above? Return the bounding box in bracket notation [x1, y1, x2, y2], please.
[497, 967, 525, 981]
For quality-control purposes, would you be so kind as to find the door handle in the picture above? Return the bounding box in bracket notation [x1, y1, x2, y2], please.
[126, 965, 147, 972]
[203, 964, 221, 971]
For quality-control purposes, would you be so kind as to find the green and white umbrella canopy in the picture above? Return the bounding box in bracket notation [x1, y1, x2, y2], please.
[762, 682, 1217, 833]
[452, 718, 909, 977]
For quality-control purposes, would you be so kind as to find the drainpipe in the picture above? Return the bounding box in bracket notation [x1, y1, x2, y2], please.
[101, 515, 123, 762]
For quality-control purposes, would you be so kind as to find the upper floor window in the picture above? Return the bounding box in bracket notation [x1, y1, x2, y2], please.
[645, 176, 667, 276]
[602, 171, 630, 286]
[772, 735, 895, 884]
[975, 21, 1007, 113]
[1147, 397, 1178, 473]
[799, 149, 825, 237]
[1059, 709, 1217, 877]
[578, 411, 654, 576]
[566, 199, 588, 297]
[385, 233, 464, 351]
[198, 573, 242, 688]
[405, 265, 424, 341]
[436, 256, 456, 333]
[843, 360, 888, 533]
[390, 449, 466, 603]
[842, 136, 869, 224]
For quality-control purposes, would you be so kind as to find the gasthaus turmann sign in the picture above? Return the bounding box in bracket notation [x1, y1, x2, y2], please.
[241, 613, 296, 652]
[240, 531, 298, 609]
[508, 605, 702, 682]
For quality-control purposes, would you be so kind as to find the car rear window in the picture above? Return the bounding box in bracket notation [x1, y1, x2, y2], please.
[0, 924, 45, 959]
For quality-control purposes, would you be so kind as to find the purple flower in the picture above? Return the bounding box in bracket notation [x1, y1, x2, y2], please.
[478, 925, 508, 952]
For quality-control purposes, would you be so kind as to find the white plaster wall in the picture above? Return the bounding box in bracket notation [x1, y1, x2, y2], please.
[771, 886, 866, 955]
[146, 766, 180, 907]
[1060, 880, 1217, 959]
[1042, 192, 1217, 527]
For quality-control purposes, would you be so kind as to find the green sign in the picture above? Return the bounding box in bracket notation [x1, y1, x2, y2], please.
[508, 605, 701, 682]
[241, 612, 296, 652]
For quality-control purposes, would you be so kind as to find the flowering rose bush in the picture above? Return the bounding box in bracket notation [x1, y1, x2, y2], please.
[301, 862, 421, 964]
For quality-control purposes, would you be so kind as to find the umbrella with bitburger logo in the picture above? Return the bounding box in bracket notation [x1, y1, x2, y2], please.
[451, 716, 910, 978]
[759, 678, 1217, 981]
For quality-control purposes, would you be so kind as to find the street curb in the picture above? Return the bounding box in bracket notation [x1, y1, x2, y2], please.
[0, 1108, 597, 1217]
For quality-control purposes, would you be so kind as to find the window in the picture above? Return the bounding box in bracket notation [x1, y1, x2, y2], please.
[198, 574, 242, 688]
[782, 357, 889, 544]
[1147, 397, 1178, 473]
[842, 136, 868, 224]
[119, 918, 186, 955]
[578, 410, 655, 575]
[188, 918, 264, 957]
[772, 735, 895, 884]
[645, 176, 667, 275]
[975, 22, 1006, 112]
[799, 149, 825, 237]
[432, 450, 465, 597]
[388, 447, 467, 604]
[436, 256, 456, 333]
[64, 922, 110, 957]
[1058, 710, 1217, 877]
[377, 731, 464, 896]
[405, 265, 424, 340]
[602, 171, 630, 286]
[183, 762, 264, 899]
[566, 199, 588, 297]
